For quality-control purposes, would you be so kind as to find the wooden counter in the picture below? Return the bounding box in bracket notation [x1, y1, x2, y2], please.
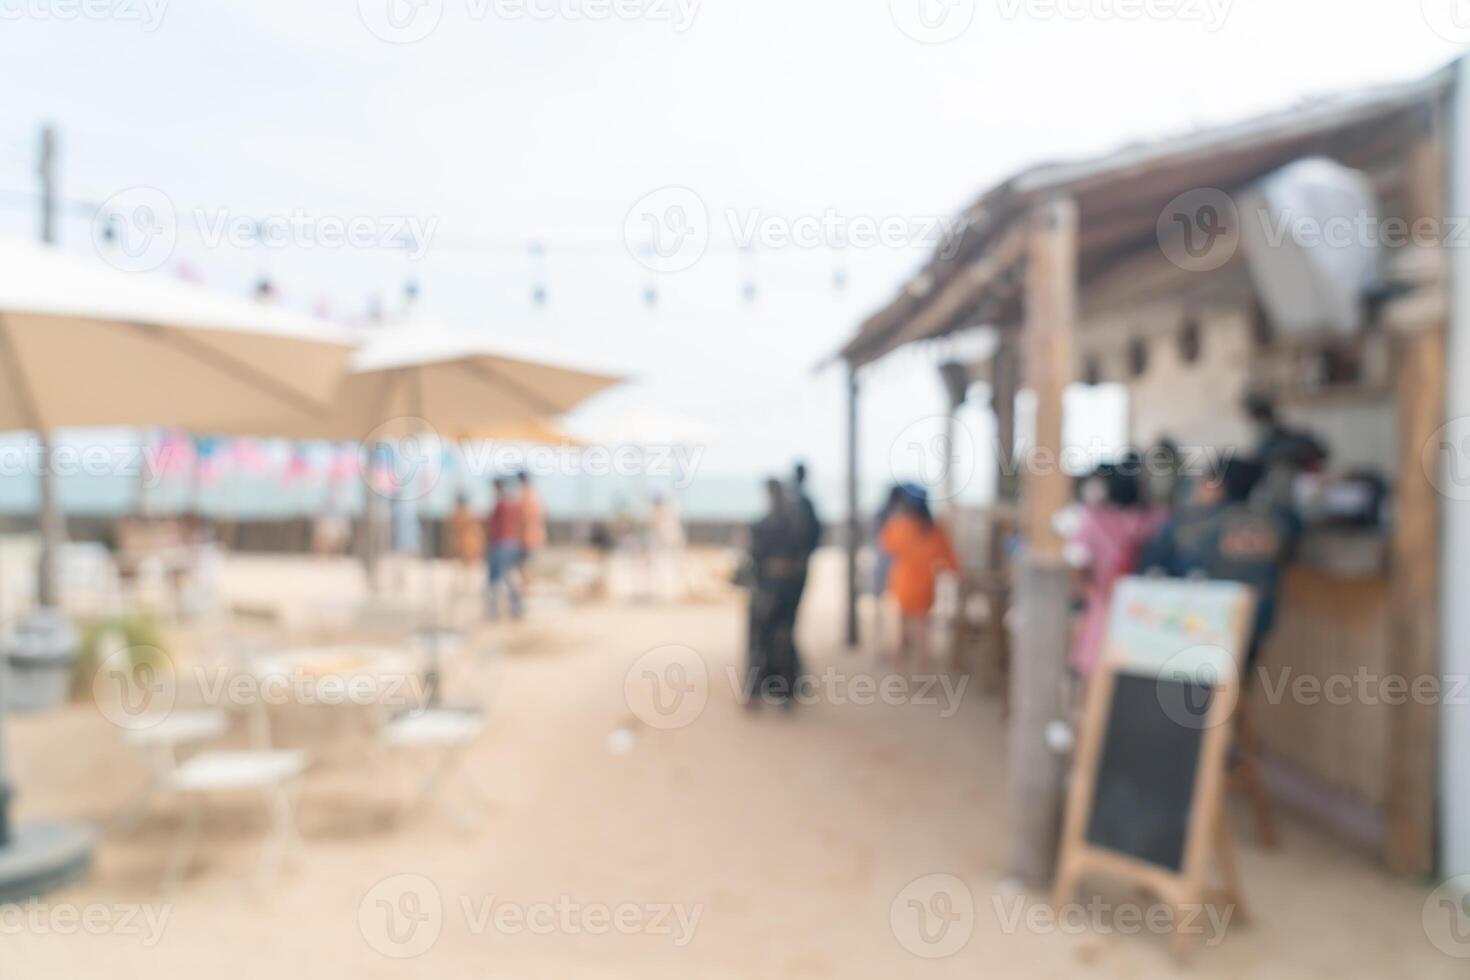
[1250, 565, 1393, 848]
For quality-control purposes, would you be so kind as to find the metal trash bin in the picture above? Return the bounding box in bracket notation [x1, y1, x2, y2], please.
[3, 608, 79, 713]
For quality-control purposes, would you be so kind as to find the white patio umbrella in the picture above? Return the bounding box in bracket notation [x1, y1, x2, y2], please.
[0, 236, 354, 901]
[569, 405, 720, 449]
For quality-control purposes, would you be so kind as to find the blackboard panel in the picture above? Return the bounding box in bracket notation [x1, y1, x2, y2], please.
[1085, 674, 1212, 872]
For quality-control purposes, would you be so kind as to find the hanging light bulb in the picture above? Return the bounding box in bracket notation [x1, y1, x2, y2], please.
[529, 241, 548, 308]
[833, 266, 848, 291]
[643, 283, 659, 308]
[739, 244, 758, 305]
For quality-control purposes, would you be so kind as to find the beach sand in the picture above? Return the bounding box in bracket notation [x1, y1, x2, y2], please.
[3, 550, 1460, 978]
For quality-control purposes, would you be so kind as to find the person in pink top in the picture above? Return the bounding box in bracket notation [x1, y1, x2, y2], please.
[1067, 461, 1168, 676]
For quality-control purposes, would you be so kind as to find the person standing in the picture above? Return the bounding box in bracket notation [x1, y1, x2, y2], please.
[879, 485, 958, 668]
[485, 477, 524, 621]
[1242, 391, 1328, 513]
[790, 462, 822, 609]
[1141, 458, 1296, 673]
[446, 493, 485, 601]
[517, 471, 547, 571]
[1065, 463, 1167, 677]
[746, 478, 806, 708]
[869, 484, 908, 651]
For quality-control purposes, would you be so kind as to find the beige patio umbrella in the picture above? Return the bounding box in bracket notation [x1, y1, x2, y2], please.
[458, 417, 584, 446]
[279, 317, 623, 442]
[0, 238, 353, 435]
[0, 236, 355, 604]
[0, 236, 354, 902]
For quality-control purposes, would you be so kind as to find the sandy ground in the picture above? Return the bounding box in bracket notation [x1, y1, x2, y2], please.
[3, 549, 1462, 978]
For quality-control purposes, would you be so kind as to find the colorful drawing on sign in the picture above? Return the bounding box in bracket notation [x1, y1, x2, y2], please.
[1104, 577, 1253, 680]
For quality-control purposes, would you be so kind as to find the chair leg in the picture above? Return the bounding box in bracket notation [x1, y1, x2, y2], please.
[402, 743, 474, 828]
[162, 793, 204, 894]
[109, 773, 160, 838]
[255, 781, 302, 893]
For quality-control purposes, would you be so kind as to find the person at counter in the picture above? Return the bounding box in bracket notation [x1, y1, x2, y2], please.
[1140, 458, 1298, 674]
[1243, 391, 1329, 514]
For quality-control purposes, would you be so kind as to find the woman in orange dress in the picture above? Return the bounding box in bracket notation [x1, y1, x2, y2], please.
[878, 486, 959, 668]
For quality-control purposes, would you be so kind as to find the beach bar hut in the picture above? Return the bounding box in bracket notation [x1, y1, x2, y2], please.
[837, 60, 1467, 880]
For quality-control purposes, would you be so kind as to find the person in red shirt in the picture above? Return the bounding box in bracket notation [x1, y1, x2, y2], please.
[485, 476, 524, 621]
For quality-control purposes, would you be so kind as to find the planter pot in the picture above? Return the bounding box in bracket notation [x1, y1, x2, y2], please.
[3, 608, 79, 714]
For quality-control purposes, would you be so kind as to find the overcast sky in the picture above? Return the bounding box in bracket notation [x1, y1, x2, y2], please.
[0, 0, 1460, 510]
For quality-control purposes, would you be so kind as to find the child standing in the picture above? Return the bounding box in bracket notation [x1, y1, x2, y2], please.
[879, 486, 959, 669]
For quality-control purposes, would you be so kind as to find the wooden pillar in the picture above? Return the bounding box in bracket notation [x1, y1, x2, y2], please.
[992, 339, 1020, 506]
[1020, 195, 1079, 561]
[1386, 326, 1443, 876]
[1009, 195, 1079, 885]
[845, 364, 861, 648]
[1384, 123, 1446, 877]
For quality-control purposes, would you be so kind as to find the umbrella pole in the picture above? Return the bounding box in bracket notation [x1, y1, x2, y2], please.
[0, 122, 94, 901]
[35, 433, 61, 609]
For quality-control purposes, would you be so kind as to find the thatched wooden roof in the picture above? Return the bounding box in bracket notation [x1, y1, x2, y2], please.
[840, 63, 1456, 369]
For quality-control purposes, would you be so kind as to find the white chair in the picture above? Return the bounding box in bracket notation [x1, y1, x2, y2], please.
[161, 749, 308, 893]
[378, 707, 487, 825]
[96, 633, 309, 892]
[112, 710, 232, 834]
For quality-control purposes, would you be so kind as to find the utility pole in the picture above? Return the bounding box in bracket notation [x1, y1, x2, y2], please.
[34, 124, 61, 609]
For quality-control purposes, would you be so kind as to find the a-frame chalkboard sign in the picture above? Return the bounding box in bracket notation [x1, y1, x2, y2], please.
[1053, 576, 1255, 960]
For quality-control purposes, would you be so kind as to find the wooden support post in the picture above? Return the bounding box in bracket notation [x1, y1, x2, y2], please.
[1010, 196, 1079, 884]
[845, 364, 861, 649]
[1386, 324, 1444, 876]
[1384, 124, 1446, 877]
[1021, 196, 1079, 562]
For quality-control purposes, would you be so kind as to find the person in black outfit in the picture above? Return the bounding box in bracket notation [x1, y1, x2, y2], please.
[746, 478, 805, 708]
[790, 462, 821, 607]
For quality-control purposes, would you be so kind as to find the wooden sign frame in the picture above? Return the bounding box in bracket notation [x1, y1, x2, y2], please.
[1053, 578, 1255, 961]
